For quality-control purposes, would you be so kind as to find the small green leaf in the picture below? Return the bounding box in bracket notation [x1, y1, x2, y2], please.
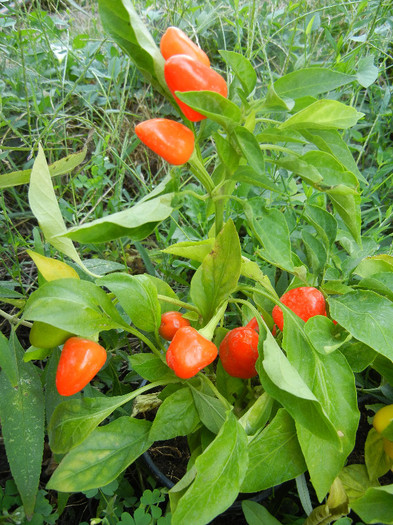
[47, 417, 152, 492]
[356, 56, 378, 88]
[219, 50, 257, 95]
[280, 100, 364, 130]
[242, 500, 283, 525]
[365, 428, 391, 481]
[350, 485, 393, 524]
[190, 386, 227, 435]
[130, 354, 174, 382]
[162, 239, 215, 263]
[305, 316, 350, 354]
[176, 91, 242, 128]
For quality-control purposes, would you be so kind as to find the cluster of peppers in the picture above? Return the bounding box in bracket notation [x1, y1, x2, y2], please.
[135, 26, 227, 166]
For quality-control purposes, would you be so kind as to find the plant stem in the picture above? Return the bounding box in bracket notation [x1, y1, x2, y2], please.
[157, 294, 200, 314]
[0, 309, 32, 328]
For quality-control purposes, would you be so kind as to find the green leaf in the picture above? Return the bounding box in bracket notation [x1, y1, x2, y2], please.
[97, 0, 168, 96]
[326, 185, 361, 245]
[356, 56, 378, 88]
[0, 148, 87, 189]
[301, 151, 359, 188]
[304, 204, 337, 251]
[146, 275, 180, 315]
[358, 273, 393, 302]
[60, 194, 174, 243]
[257, 333, 338, 444]
[365, 428, 392, 481]
[234, 127, 269, 177]
[282, 315, 359, 500]
[28, 144, 88, 273]
[260, 84, 294, 111]
[274, 68, 356, 99]
[130, 354, 175, 382]
[214, 133, 240, 172]
[242, 500, 283, 525]
[339, 464, 377, 501]
[190, 219, 241, 323]
[245, 204, 295, 272]
[328, 290, 393, 361]
[350, 485, 393, 524]
[0, 333, 44, 518]
[302, 231, 327, 276]
[176, 91, 242, 128]
[190, 386, 227, 434]
[241, 409, 306, 492]
[301, 129, 366, 184]
[48, 393, 136, 453]
[276, 156, 323, 186]
[0, 332, 18, 387]
[98, 273, 160, 332]
[219, 50, 257, 95]
[305, 316, 350, 355]
[232, 166, 279, 192]
[354, 255, 393, 278]
[339, 341, 376, 373]
[149, 387, 199, 441]
[280, 100, 364, 130]
[257, 128, 307, 144]
[171, 411, 248, 525]
[162, 239, 215, 263]
[47, 417, 152, 492]
[238, 392, 273, 436]
[23, 278, 126, 338]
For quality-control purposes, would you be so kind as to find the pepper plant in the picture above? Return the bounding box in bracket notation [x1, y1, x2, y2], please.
[1, 1, 393, 524]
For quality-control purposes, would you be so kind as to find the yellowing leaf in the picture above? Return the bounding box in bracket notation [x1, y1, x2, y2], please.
[27, 250, 79, 281]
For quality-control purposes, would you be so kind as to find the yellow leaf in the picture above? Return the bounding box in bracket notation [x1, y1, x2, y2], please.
[27, 250, 80, 281]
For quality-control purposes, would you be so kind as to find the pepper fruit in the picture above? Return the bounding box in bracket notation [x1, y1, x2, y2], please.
[159, 311, 191, 341]
[160, 26, 210, 67]
[29, 321, 73, 349]
[56, 336, 107, 396]
[135, 118, 194, 165]
[246, 316, 277, 337]
[219, 326, 259, 379]
[166, 326, 218, 379]
[373, 404, 393, 434]
[164, 55, 227, 122]
[272, 286, 326, 332]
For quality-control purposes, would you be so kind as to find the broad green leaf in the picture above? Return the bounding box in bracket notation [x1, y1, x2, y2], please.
[129, 354, 174, 382]
[239, 392, 273, 436]
[190, 219, 241, 323]
[98, 0, 168, 96]
[245, 204, 295, 272]
[339, 464, 377, 501]
[162, 239, 215, 263]
[0, 332, 18, 387]
[327, 185, 361, 245]
[44, 348, 76, 427]
[358, 273, 393, 302]
[365, 428, 391, 481]
[258, 128, 307, 144]
[241, 409, 306, 492]
[149, 387, 199, 441]
[0, 333, 44, 518]
[146, 275, 180, 315]
[339, 341, 376, 373]
[280, 100, 364, 130]
[354, 255, 393, 278]
[282, 315, 359, 500]
[171, 411, 248, 525]
[356, 56, 378, 88]
[27, 250, 80, 281]
[301, 129, 366, 183]
[242, 500, 283, 525]
[260, 84, 294, 111]
[302, 231, 327, 275]
[214, 132, 240, 172]
[23, 279, 127, 338]
[351, 485, 393, 524]
[60, 194, 174, 243]
[301, 151, 359, 188]
[234, 127, 266, 174]
[98, 273, 160, 333]
[257, 333, 338, 443]
[0, 148, 87, 189]
[305, 316, 350, 354]
[176, 91, 242, 129]
[232, 166, 280, 192]
[276, 155, 323, 185]
[28, 145, 87, 273]
[304, 204, 337, 250]
[219, 50, 257, 95]
[328, 290, 393, 361]
[47, 417, 152, 492]
[274, 68, 356, 99]
[190, 386, 227, 434]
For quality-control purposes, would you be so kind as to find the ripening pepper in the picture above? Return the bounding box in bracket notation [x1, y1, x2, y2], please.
[160, 26, 210, 67]
[219, 326, 259, 379]
[166, 326, 218, 379]
[272, 286, 327, 332]
[159, 311, 191, 341]
[246, 316, 277, 337]
[56, 336, 107, 396]
[135, 119, 194, 165]
[164, 55, 227, 122]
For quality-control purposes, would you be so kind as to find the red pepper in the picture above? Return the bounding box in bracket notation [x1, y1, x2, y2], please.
[219, 327, 259, 379]
[159, 311, 191, 341]
[160, 27, 210, 67]
[135, 119, 194, 165]
[164, 55, 227, 122]
[56, 337, 107, 396]
[166, 326, 218, 379]
[272, 286, 327, 332]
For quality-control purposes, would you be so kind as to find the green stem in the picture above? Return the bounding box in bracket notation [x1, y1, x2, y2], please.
[157, 294, 200, 314]
[188, 155, 215, 194]
[0, 309, 32, 329]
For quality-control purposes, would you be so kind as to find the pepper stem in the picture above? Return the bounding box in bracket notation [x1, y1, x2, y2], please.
[199, 301, 227, 341]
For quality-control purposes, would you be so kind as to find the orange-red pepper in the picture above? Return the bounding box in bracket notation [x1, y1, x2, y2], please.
[272, 286, 327, 332]
[159, 311, 191, 341]
[160, 26, 210, 67]
[219, 327, 259, 379]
